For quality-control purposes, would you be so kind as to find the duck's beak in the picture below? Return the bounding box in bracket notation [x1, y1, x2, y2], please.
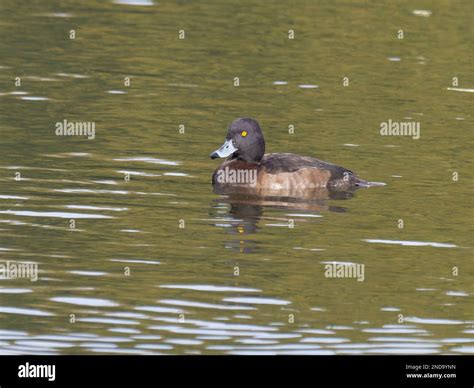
[210, 139, 238, 159]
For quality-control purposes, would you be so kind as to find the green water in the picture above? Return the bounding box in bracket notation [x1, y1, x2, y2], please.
[0, 0, 472, 354]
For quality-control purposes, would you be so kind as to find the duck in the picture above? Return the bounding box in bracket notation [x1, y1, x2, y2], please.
[210, 118, 384, 194]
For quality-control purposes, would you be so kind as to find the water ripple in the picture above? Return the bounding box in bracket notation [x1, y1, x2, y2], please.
[364, 239, 457, 248]
[158, 299, 256, 311]
[160, 284, 261, 293]
[0, 306, 53, 316]
[51, 297, 119, 307]
[223, 297, 291, 306]
[0, 210, 113, 219]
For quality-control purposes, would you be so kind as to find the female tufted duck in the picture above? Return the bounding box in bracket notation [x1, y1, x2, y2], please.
[210, 118, 384, 193]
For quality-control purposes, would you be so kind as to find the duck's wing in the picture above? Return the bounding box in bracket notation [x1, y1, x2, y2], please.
[261, 153, 354, 178]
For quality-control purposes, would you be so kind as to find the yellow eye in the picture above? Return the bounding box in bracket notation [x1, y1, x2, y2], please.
[241, 131, 247, 137]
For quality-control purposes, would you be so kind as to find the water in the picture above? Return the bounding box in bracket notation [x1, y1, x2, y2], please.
[0, 0, 472, 355]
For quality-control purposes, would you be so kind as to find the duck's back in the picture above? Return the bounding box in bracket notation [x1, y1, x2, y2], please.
[260, 153, 360, 189]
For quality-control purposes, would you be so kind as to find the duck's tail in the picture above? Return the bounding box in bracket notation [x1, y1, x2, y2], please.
[355, 179, 386, 188]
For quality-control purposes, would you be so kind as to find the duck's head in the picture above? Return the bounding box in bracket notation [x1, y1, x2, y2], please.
[210, 118, 265, 163]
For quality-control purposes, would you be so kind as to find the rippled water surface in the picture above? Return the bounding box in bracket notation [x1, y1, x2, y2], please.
[0, 0, 472, 355]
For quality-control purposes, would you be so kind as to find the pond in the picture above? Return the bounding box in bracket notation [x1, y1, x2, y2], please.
[0, 0, 472, 355]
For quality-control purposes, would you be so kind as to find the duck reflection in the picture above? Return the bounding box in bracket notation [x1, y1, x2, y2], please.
[210, 186, 361, 253]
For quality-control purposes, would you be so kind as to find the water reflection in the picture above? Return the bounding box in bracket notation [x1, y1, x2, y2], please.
[211, 187, 360, 252]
